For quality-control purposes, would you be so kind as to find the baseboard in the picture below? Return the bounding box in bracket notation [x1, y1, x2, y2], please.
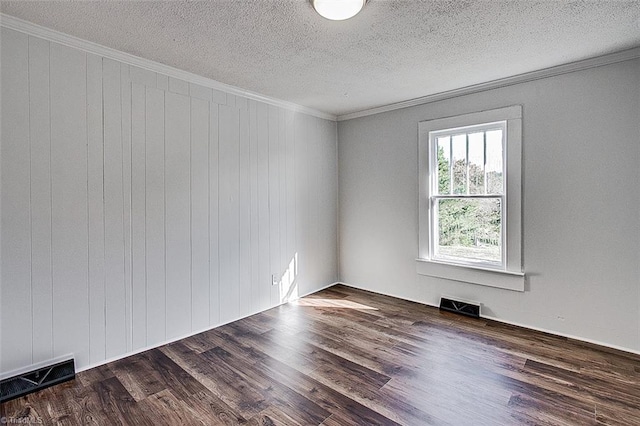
[30, 280, 636, 375]
[479, 315, 640, 357]
[335, 282, 640, 357]
[77, 281, 340, 374]
[332, 281, 442, 309]
[300, 281, 342, 299]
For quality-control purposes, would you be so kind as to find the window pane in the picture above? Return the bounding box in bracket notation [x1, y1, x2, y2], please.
[436, 136, 451, 194]
[436, 198, 501, 264]
[451, 134, 466, 194]
[486, 129, 503, 194]
[468, 132, 485, 194]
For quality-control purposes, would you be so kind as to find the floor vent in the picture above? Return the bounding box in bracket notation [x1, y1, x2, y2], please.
[439, 297, 480, 318]
[0, 358, 75, 403]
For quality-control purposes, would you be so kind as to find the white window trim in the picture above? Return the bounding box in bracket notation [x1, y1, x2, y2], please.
[417, 105, 524, 291]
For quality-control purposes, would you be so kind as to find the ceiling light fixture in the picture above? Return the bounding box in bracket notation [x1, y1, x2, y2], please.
[312, 0, 367, 21]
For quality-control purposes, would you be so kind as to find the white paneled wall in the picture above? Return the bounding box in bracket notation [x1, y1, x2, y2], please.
[0, 28, 338, 373]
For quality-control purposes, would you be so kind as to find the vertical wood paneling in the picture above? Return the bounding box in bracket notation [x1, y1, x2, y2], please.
[87, 53, 106, 364]
[189, 82, 212, 102]
[226, 93, 237, 109]
[169, 77, 189, 95]
[1, 30, 338, 373]
[256, 102, 272, 311]
[130, 65, 156, 87]
[157, 74, 169, 91]
[236, 96, 248, 111]
[145, 86, 166, 346]
[212, 88, 226, 105]
[131, 83, 147, 350]
[50, 42, 89, 366]
[248, 100, 261, 313]
[238, 107, 251, 316]
[209, 104, 220, 326]
[164, 92, 192, 339]
[278, 109, 288, 303]
[218, 105, 240, 322]
[121, 64, 133, 352]
[307, 117, 322, 288]
[29, 35, 53, 364]
[190, 98, 210, 331]
[1, 28, 32, 371]
[284, 110, 297, 301]
[314, 120, 324, 283]
[308, 118, 321, 290]
[295, 114, 310, 294]
[103, 58, 127, 358]
[268, 106, 281, 305]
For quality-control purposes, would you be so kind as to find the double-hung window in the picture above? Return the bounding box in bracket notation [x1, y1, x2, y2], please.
[430, 121, 506, 267]
[417, 106, 524, 291]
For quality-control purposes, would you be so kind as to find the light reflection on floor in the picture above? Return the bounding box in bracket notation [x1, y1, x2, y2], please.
[293, 298, 379, 310]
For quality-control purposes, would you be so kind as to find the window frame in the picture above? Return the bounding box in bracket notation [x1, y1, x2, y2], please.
[417, 106, 524, 291]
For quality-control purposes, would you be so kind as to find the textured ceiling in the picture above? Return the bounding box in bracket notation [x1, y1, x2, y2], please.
[1, 1, 639, 116]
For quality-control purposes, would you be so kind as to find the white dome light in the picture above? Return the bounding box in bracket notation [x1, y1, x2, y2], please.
[312, 0, 366, 21]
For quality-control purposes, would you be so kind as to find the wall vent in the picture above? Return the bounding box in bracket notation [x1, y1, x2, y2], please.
[439, 297, 480, 318]
[0, 358, 75, 403]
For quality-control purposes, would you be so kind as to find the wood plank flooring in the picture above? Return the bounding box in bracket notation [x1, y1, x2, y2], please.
[2, 284, 639, 425]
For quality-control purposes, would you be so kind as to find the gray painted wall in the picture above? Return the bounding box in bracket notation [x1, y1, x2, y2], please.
[1, 28, 338, 373]
[338, 58, 640, 352]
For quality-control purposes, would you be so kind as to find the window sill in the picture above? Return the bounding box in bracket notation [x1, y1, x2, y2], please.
[415, 258, 525, 292]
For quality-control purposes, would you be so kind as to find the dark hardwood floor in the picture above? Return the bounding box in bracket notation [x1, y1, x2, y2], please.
[2, 284, 639, 425]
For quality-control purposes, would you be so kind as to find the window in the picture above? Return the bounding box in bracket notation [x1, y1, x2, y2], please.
[431, 122, 505, 267]
[417, 106, 524, 291]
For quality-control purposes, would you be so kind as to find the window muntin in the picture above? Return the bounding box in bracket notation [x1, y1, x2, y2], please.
[429, 122, 506, 269]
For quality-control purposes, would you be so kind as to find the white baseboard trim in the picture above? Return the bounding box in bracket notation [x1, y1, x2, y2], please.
[299, 281, 342, 299]
[11, 280, 636, 376]
[479, 315, 640, 357]
[335, 282, 640, 357]
[333, 281, 441, 308]
[76, 281, 341, 374]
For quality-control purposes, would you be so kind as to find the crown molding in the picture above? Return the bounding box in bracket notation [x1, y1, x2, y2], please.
[3, 13, 638, 124]
[0, 13, 337, 121]
[337, 46, 640, 121]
